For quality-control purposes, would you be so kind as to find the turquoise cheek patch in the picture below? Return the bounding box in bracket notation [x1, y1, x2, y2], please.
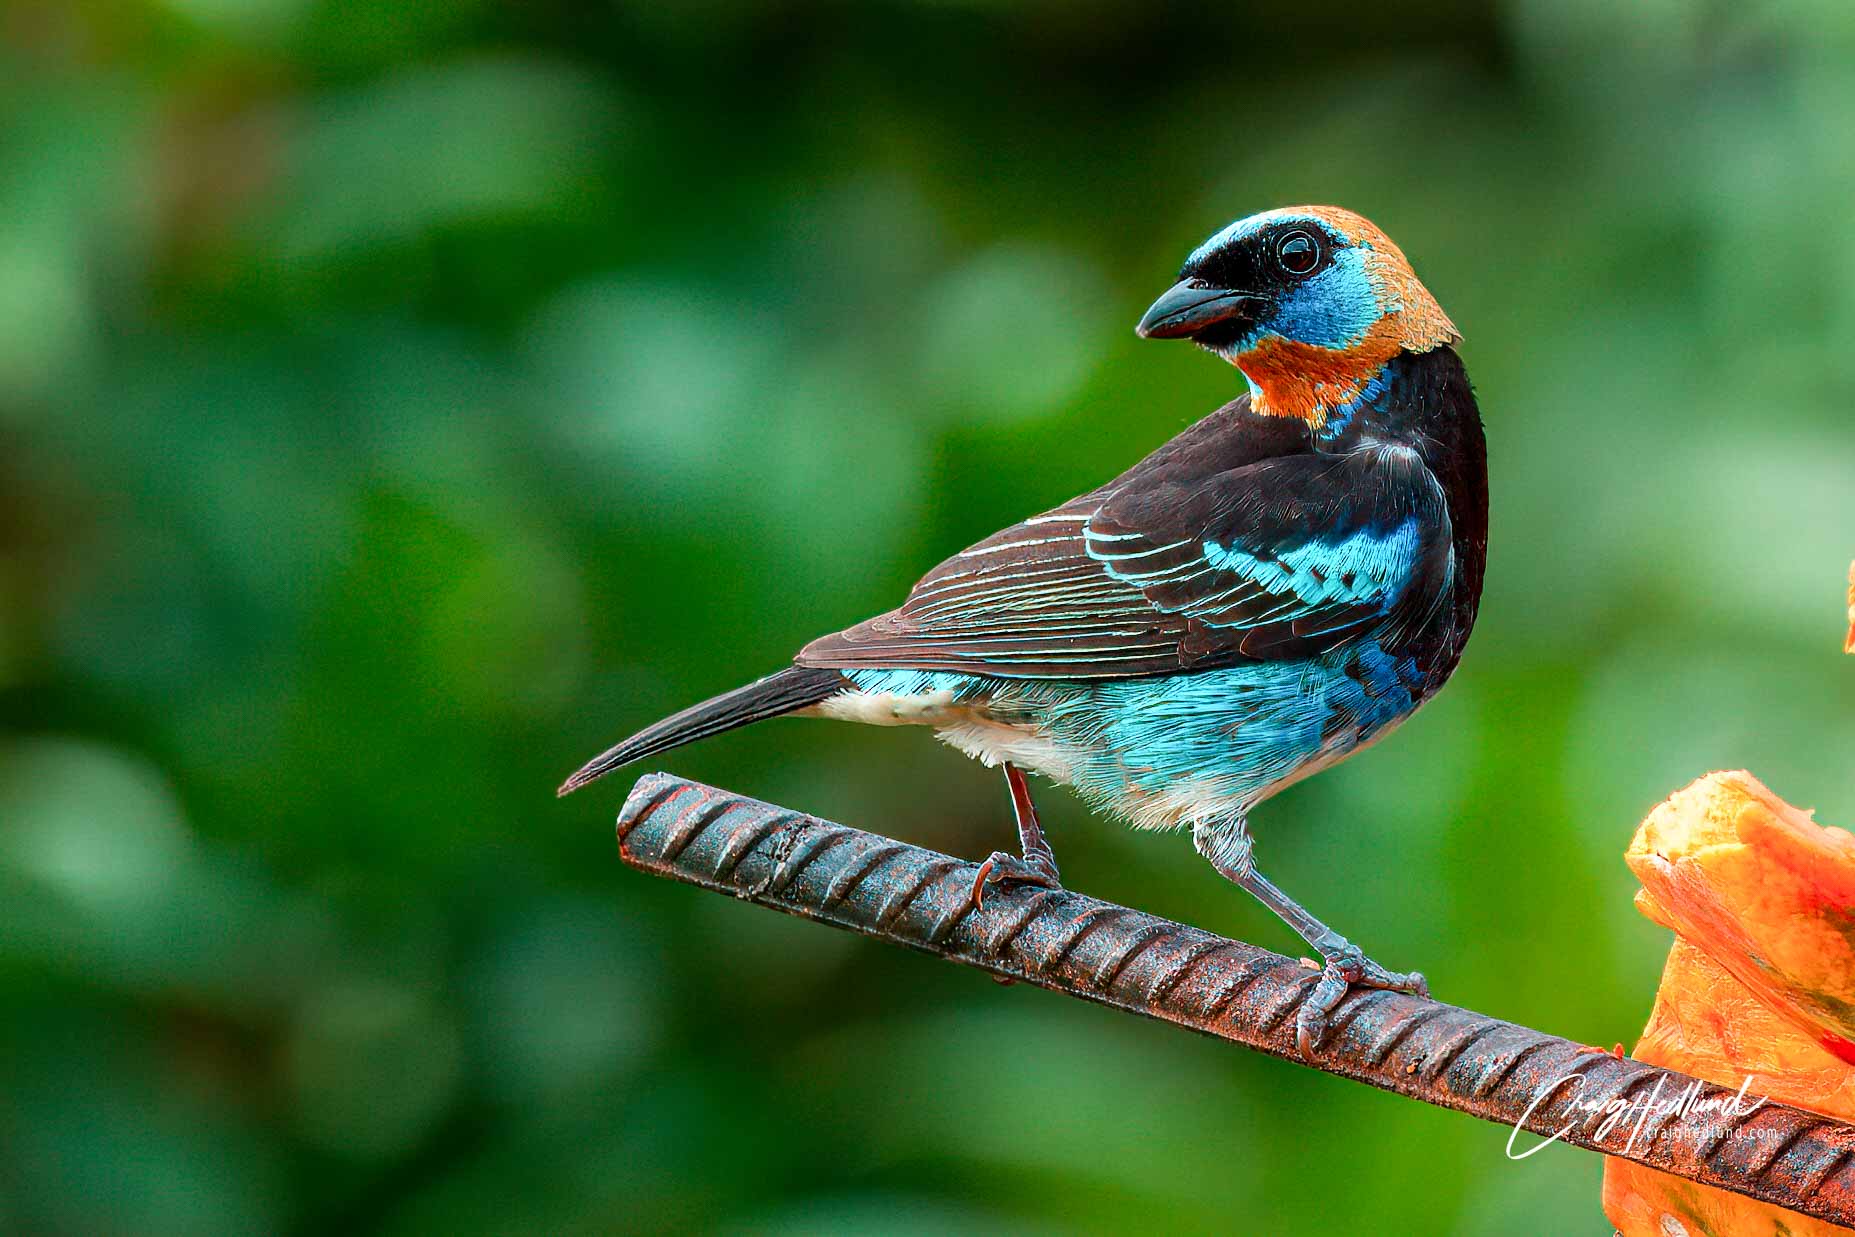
[1264, 247, 1383, 351]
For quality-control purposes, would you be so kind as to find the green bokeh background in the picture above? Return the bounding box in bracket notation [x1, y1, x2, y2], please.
[3, 1, 1853, 1232]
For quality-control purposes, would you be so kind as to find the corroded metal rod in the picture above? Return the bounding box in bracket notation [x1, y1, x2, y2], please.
[617, 773, 1855, 1228]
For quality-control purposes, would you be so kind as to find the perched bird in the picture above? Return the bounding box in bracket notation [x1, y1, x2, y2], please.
[562, 206, 1487, 1052]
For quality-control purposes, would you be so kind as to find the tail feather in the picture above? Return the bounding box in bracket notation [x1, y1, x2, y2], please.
[558, 665, 846, 796]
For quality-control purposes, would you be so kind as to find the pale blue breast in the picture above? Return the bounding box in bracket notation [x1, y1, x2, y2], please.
[843, 641, 1425, 829]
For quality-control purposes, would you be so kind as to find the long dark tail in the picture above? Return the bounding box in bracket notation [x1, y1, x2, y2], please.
[558, 665, 846, 796]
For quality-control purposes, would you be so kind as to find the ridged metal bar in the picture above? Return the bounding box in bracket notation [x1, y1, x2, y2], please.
[616, 773, 1855, 1228]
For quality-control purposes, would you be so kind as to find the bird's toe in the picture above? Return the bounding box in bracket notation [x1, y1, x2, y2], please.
[969, 851, 1062, 911]
[1295, 937, 1430, 1057]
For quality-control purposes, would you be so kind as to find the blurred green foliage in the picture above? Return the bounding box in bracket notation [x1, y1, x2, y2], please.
[2, 1, 1853, 1232]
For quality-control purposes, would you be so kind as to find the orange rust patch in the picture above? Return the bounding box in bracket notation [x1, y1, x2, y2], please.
[1238, 321, 1402, 426]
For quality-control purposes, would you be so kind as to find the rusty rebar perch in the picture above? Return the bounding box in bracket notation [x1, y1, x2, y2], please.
[617, 772, 1855, 1228]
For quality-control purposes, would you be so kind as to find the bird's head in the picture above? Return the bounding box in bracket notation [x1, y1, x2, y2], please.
[1137, 206, 1458, 426]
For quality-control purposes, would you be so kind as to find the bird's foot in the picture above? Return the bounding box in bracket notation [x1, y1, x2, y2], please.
[1297, 933, 1429, 1057]
[969, 850, 1061, 911]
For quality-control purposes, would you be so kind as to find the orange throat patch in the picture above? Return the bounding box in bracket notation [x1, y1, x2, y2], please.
[1237, 328, 1404, 428]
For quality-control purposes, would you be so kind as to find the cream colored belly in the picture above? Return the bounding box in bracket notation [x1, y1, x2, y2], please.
[801, 689, 1075, 784]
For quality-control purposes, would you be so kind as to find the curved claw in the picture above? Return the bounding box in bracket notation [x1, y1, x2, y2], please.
[969, 850, 1062, 911]
[1295, 938, 1429, 1057]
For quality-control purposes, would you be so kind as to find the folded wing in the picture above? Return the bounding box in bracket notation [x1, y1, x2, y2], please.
[798, 443, 1453, 679]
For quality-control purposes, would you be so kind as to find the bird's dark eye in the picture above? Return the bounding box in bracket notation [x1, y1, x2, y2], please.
[1275, 229, 1320, 277]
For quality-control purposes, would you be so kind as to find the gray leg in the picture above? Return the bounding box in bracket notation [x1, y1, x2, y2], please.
[969, 763, 1063, 909]
[1193, 815, 1428, 1055]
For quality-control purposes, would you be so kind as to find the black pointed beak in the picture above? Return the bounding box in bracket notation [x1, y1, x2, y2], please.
[1134, 280, 1265, 340]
